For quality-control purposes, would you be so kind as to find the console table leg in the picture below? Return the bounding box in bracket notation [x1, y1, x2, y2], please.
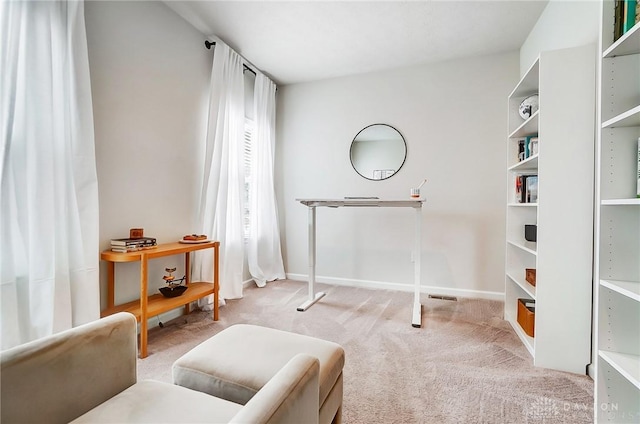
[184, 252, 191, 315]
[140, 254, 149, 358]
[213, 243, 219, 321]
[107, 262, 115, 310]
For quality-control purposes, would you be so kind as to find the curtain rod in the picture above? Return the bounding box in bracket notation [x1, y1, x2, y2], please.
[205, 40, 257, 76]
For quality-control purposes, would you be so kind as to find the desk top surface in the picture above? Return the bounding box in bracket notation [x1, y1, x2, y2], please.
[296, 198, 424, 208]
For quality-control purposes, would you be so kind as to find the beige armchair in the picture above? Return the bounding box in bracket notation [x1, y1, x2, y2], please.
[1, 312, 319, 424]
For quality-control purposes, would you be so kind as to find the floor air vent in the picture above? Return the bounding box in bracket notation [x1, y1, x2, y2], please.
[428, 294, 458, 301]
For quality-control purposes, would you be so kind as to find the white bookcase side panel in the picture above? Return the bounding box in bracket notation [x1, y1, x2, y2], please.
[597, 357, 640, 423]
[596, 1, 640, 419]
[599, 206, 640, 282]
[598, 286, 640, 356]
[601, 55, 640, 124]
[533, 44, 595, 374]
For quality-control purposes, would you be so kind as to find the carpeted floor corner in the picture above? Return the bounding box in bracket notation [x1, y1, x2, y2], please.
[138, 279, 593, 423]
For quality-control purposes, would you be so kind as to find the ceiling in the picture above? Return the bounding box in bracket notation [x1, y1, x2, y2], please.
[165, 1, 549, 86]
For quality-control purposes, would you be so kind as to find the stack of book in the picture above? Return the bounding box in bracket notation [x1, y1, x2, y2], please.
[517, 135, 538, 162]
[110, 237, 157, 253]
[515, 175, 538, 204]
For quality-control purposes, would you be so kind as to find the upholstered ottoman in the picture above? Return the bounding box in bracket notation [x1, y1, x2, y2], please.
[173, 324, 345, 424]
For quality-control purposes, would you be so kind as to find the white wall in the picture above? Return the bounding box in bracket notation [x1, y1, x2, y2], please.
[85, 1, 211, 309]
[520, 0, 600, 76]
[276, 51, 519, 299]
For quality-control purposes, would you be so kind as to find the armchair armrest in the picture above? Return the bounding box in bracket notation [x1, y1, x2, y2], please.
[1, 312, 137, 424]
[230, 354, 320, 424]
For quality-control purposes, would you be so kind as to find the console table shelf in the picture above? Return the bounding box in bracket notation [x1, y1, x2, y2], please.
[101, 241, 219, 358]
[101, 282, 215, 319]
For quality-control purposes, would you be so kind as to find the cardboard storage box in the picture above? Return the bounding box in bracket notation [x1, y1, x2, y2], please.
[525, 268, 536, 286]
[517, 298, 535, 337]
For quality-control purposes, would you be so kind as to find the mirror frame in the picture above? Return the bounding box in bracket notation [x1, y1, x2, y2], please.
[349, 123, 407, 181]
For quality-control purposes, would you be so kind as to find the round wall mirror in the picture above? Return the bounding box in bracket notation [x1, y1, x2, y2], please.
[349, 124, 407, 180]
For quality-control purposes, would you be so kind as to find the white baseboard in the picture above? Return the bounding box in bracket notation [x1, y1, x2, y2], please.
[286, 273, 505, 301]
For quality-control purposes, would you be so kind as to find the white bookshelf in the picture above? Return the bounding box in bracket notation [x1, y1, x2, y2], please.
[594, 2, 640, 421]
[504, 44, 595, 374]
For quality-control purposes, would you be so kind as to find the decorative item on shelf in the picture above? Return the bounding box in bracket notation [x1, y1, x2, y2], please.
[524, 224, 537, 242]
[410, 178, 427, 198]
[518, 94, 539, 120]
[517, 298, 535, 337]
[525, 268, 536, 286]
[129, 228, 144, 239]
[179, 234, 209, 244]
[159, 267, 187, 298]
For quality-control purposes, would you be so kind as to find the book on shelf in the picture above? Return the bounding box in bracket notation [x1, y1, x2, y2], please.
[517, 135, 538, 162]
[623, 0, 637, 33]
[518, 139, 525, 161]
[528, 136, 539, 156]
[111, 244, 157, 253]
[525, 176, 538, 203]
[515, 175, 538, 203]
[615, 0, 638, 40]
[110, 236, 157, 246]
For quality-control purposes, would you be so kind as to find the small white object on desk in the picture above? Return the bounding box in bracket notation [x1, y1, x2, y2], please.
[411, 178, 427, 198]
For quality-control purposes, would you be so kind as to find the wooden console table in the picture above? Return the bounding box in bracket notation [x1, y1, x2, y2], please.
[101, 241, 219, 358]
[296, 198, 425, 327]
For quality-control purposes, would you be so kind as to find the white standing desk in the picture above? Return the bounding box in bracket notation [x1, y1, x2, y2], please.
[295, 198, 425, 327]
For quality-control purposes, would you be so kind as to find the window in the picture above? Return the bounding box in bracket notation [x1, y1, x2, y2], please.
[243, 119, 253, 241]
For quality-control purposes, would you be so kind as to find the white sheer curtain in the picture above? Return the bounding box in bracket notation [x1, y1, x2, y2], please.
[194, 42, 245, 306]
[0, 0, 100, 349]
[248, 74, 285, 286]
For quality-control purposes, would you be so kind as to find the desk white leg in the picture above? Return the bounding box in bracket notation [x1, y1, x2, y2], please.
[412, 206, 423, 328]
[298, 206, 326, 311]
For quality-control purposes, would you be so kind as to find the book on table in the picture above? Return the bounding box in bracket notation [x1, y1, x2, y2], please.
[110, 237, 157, 247]
[111, 244, 157, 253]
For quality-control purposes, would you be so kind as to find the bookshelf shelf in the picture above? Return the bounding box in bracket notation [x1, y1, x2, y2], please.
[602, 104, 640, 128]
[595, 2, 640, 420]
[600, 279, 640, 303]
[506, 272, 536, 299]
[507, 202, 538, 207]
[506, 240, 537, 256]
[601, 198, 640, 205]
[506, 312, 535, 356]
[603, 20, 640, 58]
[504, 45, 594, 375]
[509, 111, 539, 139]
[599, 350, 640, 390]
[508, 154, 538, 172]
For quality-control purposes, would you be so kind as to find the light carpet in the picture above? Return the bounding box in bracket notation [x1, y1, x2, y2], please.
[138, 279, 593, 423]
